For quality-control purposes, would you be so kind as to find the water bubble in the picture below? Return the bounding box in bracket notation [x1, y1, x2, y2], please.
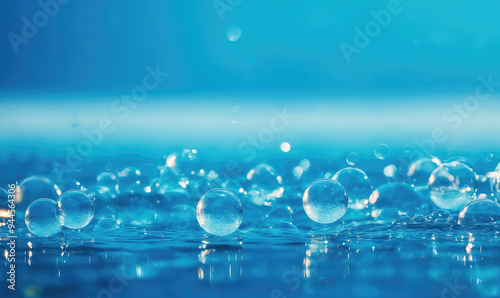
[166, 149, 201, 177]
[56, 191, 95, 229]
[447, 214, 459, 224]
[369, 182, 428, 218]
[383, 165, 397, 178]
[117, 166, 141, 186]
[265, 205, 293, 224]
[392, 215, 412, 225]
[445, 157, 476, 172]
[96, 172, 119, 191]
[93, 218, 120, 233]
[404, 145, 412, 154]
[374, 143, 390, 160]
[458, 199, 500, 225]
[302, 179, 348, 224]
[25, 199, 62, 237]
[299, 159, 311, 171]
[428, 162, 478, 211]
[332, 167, 372, 210]
[16, 176, 60, 210]
[429, 209, 450, 222]
[196, 189, 243, 236]
[105, 162, 113, 171]
[270, 221, 298, 231]
[246, 187, 269, 206]
[60, 178, 86, 192]
[247, 163, 283, 201]
[407, 157, 441, 188]
[226, 26, 241, 42]
[280, 142, 291, 153]
[346, 152, 359, 166]
[292, 166, 304, 179]
[412, 214, 428, 223]
[170, 204, 197, 229]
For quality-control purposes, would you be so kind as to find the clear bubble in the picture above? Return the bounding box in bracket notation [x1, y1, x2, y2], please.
[447, 214, 459, 224]
[369, 182, 428, 218]
[292, 166, 304, 179]
[16, 176, 60, 210]
[429, 209, 450, 222]
[246, 163, 283, 201]
[302, 179, 348, 224]
[117, 166, 141, 186]
[280, 142, 291, 153]
[96, 172, 119, 191]
[265, 205, 293, 224]
[445, 156, 476, 172]
[404, 145, 412, 153]
[299, 159, 311, 171]
[246, 186, 269, 206]
[392, 215, 412, 225]
[56, 191, 95, 229]
[407, 157, 441, 188]
[332, 167, 372, 210]
[412, 214, 428, 223]
[383, 165, 397, 178]
[458, 199, 500, 225]
[196, 189, 243, 236]
[60, 178, 86, 192]
[428, 162, 478, 211]
[166, 149, 201, 177]
[226, 26, 241, 42]
[270, 221, 298, 231]
[374, 143, 390, 160]
[346, 152, 359, 166]
[170, 204, 197, 229]
[93, 218, 120, 233]
[25, 199, 62, 237]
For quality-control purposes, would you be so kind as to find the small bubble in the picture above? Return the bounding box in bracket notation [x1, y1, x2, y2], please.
[404, 145, 412, 154]
[383, 165, 397, 178]
[226, 26, 241, 42]
[374, 143, 391, 160]
[299, 159, 310, 171]
[280, 142, 291, 153]
[346, 152, 359, 166]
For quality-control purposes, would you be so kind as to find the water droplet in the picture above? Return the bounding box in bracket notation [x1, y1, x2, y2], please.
[226, 26, 241, 42]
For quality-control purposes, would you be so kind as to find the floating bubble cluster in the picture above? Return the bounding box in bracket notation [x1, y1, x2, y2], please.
[4, 149, 500, 239]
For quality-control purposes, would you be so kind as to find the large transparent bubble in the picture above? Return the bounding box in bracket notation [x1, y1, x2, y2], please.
[196, 189, 243, 236]
[246, 163, 283, 202]
[16, 176, 60, 211]
[369, 182, 428, 218]
[458, 199, 500, 225]
[302, 179, 348, 224]
[428, 162, 478, 211]
[407, 157, 441, 188]
[25, 199, 62, 237]
[332, 167, 372, 210]
[56, 191, 95, 229]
